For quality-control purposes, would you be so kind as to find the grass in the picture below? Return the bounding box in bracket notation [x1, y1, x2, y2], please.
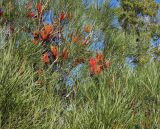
[0, 0, 160, 129]
[0, 35, 159, 129]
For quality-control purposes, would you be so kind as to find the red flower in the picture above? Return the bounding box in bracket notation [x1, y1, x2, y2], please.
[89, 58, 97, 73]
[62, 47, 68, 60]
[89, 57, 105, 74]
[51, 45, 58, 59]
[96, 53, 104, 63]
[96, 64, 103, 74]
[27, 12, 35, 18]
[58, 12, 66, 21]
[40, 30, 49, 41]
[40, 25, 53, 40]
[74, 58, 85, 66]
[37, 3, 42, 13]
[44, 25, 52, 34]
[41, 53, 49, 63]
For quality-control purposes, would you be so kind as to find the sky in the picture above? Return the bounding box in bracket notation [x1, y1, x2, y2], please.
[82, 0, 120, 8]
[109, 0, 120, 8]
[156, 0, 160, 3]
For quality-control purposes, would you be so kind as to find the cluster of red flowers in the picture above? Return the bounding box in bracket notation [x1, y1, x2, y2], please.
[0, 1, 112, 87]
[25, 2, 111, 77]
[89, 53, 111, 75]
[26, 1, 43, 18]
[0, 2, 111, 81]
[25, 2, 69, 63]
[0, 1, 111, 79]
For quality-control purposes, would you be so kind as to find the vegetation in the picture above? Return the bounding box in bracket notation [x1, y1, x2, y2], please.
[0, 0, 160, 129]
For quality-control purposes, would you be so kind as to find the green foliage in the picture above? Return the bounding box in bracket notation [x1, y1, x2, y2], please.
[112, 0, 160, 65]
[0, 40, 160, 129]
[117, 0, 159, 33]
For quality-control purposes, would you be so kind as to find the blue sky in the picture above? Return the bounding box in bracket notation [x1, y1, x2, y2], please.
[156, 0, 160, 3]
[109, 0, 120, 8]
[82, 0, 120, 8]
[110, 0, 160, 6]
[83, 0, 160, 4]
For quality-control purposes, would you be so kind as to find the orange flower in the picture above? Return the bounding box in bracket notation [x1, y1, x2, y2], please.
[105, 60, 111, 69]
[41, 53, 49, 63]
[62, 47, 68, 60]
[72, 36, 79, 43]
[32, 39, 38, 45]
[44, 25, 52, 34]
[51, 45, 58, 59]
[41, 30, 49, 40]
[84, 24, 91, 33]
[96, 53, 104, 63]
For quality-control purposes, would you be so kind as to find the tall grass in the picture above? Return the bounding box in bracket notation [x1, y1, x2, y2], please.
[0, 34, 159, 129]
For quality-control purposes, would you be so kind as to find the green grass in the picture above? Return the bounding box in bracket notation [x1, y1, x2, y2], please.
[0, 33, 159, 129]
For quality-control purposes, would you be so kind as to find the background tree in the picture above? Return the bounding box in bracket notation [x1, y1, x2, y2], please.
[115, 0, 160, 64]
